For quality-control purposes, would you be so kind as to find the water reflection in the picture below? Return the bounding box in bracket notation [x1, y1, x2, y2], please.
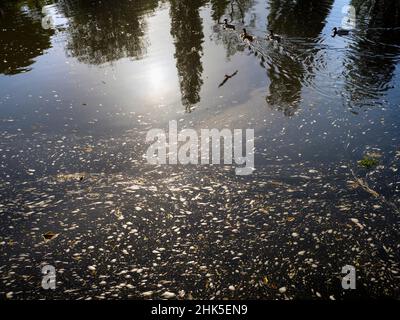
[343, 0, 400, 108]
[267, 0, 334, 37]
[211, 0, 254, 23]
[265, 54, 303, 117]
[1, 0, 400, 116]
[0, 1, 53, 75]
[58, 0, 159, 65]
[265, 0, 334, 116]
[169, 0, 205, 112]
[210, 0, 230, 23]
[211, 0, 254, 59]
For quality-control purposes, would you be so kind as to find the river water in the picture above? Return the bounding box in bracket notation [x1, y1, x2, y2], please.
[0, 0, 399, 299]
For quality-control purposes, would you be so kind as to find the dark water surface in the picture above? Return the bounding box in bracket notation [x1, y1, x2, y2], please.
[0, 0, 399, 299]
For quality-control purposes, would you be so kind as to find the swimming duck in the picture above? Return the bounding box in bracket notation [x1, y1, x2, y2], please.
[331, 27, 350, 37]
[240, 28, 254, 42]
[223, 19, 235, 30]
[267, 29, 281, 43]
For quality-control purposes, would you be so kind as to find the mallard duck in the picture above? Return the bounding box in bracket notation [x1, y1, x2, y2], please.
[240, 28, 254, 42]
[267, 29, 281, 43]
[331, 27, 350, 37]
[223, 19, 235, 30]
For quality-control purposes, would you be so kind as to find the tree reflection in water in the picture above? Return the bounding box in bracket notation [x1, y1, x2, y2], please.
[169, 0, 206, 113]
[2, 0, 400, 116]
[0, 1, 53, 75]
[343, 0, 400, 109]
[210, 0, 255, 59]
[265, 0, 334, 116]
[58, 0, 159, 65]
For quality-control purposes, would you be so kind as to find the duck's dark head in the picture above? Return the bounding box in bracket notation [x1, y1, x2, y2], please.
[269, 29, 274, 35]
[332, 27, 337, 32]
[224, 18, 228, 23]
[243, 28, 247, 34]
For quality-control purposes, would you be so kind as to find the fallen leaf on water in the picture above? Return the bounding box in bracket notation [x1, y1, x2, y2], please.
[83, 146, 93, 153]
[42, 231, 59, 241]
[162, 291, 176, 299]
[112, 208, 124, 220]
[347, 180, 359, 190]
[56, 173, 86, 182]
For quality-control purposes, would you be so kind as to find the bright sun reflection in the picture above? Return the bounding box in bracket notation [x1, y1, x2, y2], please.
[148, 65, 166, 90]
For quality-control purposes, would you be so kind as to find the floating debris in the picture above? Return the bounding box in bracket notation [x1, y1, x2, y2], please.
[161, 291, 176, 299]
[350, 218, 364, 230]
[111, 208, 124, 220]
[142, 291, 153, 297]
[55, 173, 86, 182]
[42, 231, 59, 242]
[278, 287, 287, 294]
[358, 156, 379, 169]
